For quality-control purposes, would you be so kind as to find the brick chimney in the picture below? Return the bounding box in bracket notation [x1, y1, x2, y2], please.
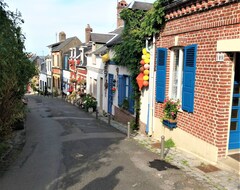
[59, 31, 66, 42]
[117, 0, 128, 28]
[85, 24, 93, 43]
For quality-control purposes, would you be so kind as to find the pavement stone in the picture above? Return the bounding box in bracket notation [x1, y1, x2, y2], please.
[89, 110, 240, 190]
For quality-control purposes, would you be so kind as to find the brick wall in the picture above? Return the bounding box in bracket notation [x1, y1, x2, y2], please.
[155, 0, 240, 157]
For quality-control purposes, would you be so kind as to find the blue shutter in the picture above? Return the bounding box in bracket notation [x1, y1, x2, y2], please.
[156, 48, 167, 102]
[182, 44, 197, 112]
[128, 77, 135, 114]
[118, 75, 124, 106]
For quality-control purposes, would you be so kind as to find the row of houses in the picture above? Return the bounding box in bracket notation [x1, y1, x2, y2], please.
[35, 0, 239, 173]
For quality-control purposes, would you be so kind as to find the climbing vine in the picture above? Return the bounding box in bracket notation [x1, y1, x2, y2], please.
[113, 0, 166, 130]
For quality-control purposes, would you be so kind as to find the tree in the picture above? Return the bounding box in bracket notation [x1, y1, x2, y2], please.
[0, 2, 36, 139]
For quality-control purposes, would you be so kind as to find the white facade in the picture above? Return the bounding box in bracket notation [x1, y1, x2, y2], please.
[86, 53, 104, 110]
[45, 56, 52, 93]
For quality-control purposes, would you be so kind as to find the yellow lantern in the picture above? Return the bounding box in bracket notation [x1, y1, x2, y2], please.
[143, 75, 149, 81]
[142, 54, 146, 60]
[144, 58, 150, 64]
[146, 53, 150, 59]
[102, 53, 109, 62]
[142, 48, 147, 55]
[143, 69, 149, 75]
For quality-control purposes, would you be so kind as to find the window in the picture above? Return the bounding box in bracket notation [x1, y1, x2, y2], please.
[169, 48, 184, 101]
[156, 44, 197, 112]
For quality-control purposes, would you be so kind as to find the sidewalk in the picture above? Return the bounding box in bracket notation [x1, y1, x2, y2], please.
[92, 112, 240, 190]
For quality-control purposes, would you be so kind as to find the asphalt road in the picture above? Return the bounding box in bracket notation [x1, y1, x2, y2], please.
[0, 95, 212, 190]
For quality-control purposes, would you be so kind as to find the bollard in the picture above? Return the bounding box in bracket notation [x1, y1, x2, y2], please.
[160, 135, 165, 160]
[127, 122, 130, 138]
[108, 113, 111, 125]
[96, 109, 98, 119]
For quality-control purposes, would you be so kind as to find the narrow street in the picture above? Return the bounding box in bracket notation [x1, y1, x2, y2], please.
[0, 95, 215, 190]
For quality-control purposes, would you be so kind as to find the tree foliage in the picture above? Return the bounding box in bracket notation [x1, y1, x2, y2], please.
[0, 2, 36, 139]
[113, 0, 166, 129]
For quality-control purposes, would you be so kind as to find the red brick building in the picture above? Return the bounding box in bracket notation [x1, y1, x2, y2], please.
[153, 0, 240, 163]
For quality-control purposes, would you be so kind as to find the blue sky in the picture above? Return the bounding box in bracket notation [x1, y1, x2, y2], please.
[5, 0, 156, 56]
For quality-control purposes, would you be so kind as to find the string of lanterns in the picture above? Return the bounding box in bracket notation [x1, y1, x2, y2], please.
[136, 48, 150, 91]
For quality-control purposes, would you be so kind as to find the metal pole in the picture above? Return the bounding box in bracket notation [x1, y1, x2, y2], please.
[108, 113, 111, 125]
[160, 135, 165, 160]
[127, 122, 130, 138]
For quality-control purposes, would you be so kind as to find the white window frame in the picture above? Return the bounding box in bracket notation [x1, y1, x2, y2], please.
[169, 47, 184, 101]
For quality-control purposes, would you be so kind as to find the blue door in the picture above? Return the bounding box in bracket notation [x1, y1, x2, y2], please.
[108, 74, 114, 114]
[229, 53, 240, 150]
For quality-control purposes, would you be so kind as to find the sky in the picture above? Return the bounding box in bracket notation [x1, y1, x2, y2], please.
[5, 0, 156, 56]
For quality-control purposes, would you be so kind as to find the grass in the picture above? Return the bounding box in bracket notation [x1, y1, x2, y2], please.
[164, 138, 175, 148]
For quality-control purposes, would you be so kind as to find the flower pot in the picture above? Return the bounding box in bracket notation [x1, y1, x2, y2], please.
[163, 119, 177, 129]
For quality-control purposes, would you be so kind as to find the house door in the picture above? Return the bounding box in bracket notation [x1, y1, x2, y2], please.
[108, 74, 114, 114]
[229, 53, 240, 150]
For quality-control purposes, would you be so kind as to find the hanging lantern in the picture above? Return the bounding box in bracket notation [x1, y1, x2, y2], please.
[139, 66, 144, 72]
[136, 73, 144, 91]
[143, 75, 149, 81]
[140, 59, 145, 65]
[142, 54, 146, 60]
[102, 53, 109, 63]
[143, 80, 149, 87]
[142, 48, 147, 55]
[143, 69, 149, 75]
[144, 58, 150, 64]
[144, 64, 150, 69]
[146, 53, 150, 59]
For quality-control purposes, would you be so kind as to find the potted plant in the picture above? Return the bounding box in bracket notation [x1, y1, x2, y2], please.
[82, 94, 97, 112]
[162, 98, 180, 129]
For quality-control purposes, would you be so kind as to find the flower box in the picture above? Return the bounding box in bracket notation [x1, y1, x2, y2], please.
[163, 119, 177, 129]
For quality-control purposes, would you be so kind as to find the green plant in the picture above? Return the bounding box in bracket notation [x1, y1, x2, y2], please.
[82, 94, 97, 110]
[121, 99, 129, 110]
[163, 99, 180, 121]
[130, 119, 138, 131]
[164, 138, 175, 148]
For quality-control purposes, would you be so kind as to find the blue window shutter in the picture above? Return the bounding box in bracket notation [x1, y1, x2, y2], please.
[128, 77, 135, 114]
[118, 75, 124, 106]
[156, 48, 167, 103]
[182, 44, 197, 112]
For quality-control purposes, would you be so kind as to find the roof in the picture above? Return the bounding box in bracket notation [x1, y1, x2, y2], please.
[110, 26, 124, 35]
[92, 46, 108, 55]
[90, 33, 115, 44]
[47, 36, 80, 52]
[127, 1, 153, 11]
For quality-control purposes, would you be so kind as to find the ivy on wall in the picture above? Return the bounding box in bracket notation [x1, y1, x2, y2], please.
[113, 0, 166, 130]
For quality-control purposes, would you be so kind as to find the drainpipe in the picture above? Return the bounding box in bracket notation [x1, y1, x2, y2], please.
[146, 35, 156, 136]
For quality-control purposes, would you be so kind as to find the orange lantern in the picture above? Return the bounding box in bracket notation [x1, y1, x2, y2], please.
[136, 73, 144, 91]
[140, 66, 144, 72]
[140, 59, 145, 65]
[143, 80, 149, 87]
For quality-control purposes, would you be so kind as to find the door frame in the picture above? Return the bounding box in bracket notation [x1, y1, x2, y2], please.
[228, 52, 240, 151]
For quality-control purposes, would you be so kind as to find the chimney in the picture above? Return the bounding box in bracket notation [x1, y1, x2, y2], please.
[117, 0, 128, 28]
[59, 31, 66, 42]
[85, 24, 93, 43]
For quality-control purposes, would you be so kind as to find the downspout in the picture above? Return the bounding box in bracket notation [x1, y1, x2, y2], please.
[146, 35, 156, 136]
